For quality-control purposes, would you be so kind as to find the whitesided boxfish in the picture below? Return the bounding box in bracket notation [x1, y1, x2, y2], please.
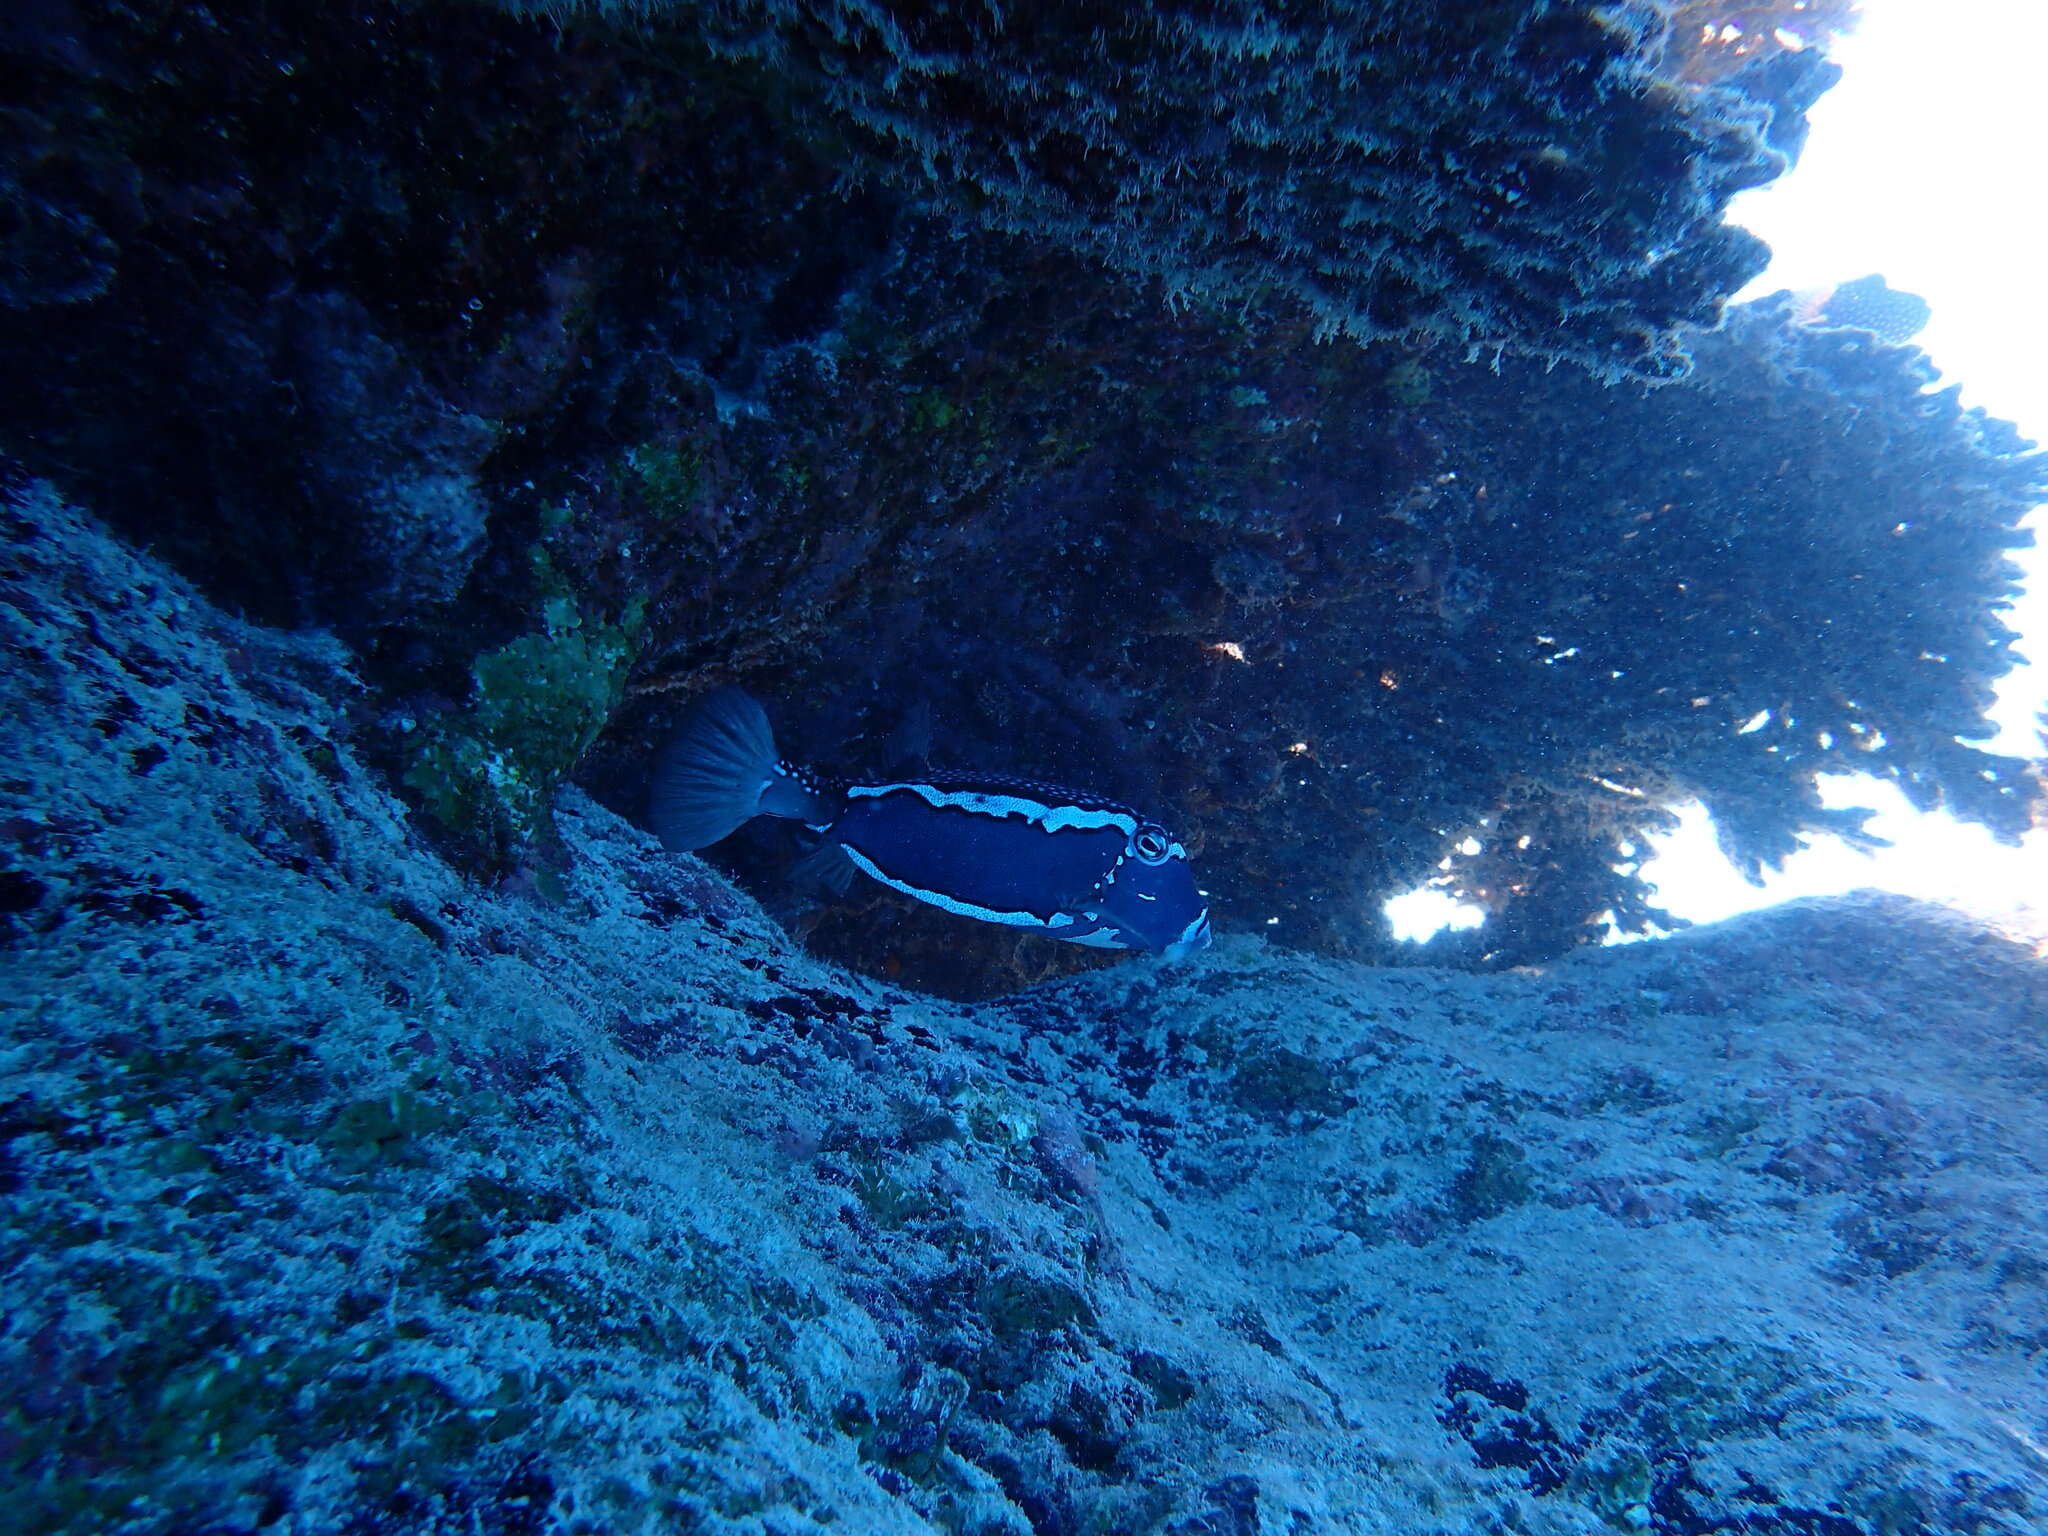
[1789, 273, 1931, 345]
[650, 688, 1212, 959]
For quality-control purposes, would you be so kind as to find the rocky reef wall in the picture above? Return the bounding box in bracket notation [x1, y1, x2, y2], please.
[5, 489, 2044, 1533]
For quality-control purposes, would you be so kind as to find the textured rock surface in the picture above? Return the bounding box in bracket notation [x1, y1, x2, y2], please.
[5, 491, 2046, 1534]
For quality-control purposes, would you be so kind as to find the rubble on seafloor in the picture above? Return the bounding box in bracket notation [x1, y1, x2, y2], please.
[4, 489, 2045, 1534]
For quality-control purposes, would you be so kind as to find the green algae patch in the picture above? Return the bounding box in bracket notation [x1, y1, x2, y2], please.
[406, 586, 646, 859]
[1384, 358, 1434, 406]
[852, 1154, 947, 1230]
[1227, 1044, 1357, 1123]
[625, 441, 706, 515]
[322, 1087, 460, 1168]
[1618, 1339, 1828, 1446]
[906, 388, 958, 434]
[979, 1268, 1097, 1338]
[1448, 1132, 1534, 1223]
[1566, 1443, 1655, 1527]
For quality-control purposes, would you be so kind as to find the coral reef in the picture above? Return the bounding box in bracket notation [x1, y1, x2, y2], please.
[700, 288, 2042, 985]
[1665, 0, 1859, 87]
[504, 0, 1831, 378]
[0, 0, 2037, 998]
[5, 487, 2046, 1534]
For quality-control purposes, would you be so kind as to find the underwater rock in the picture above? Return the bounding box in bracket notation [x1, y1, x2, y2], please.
[4, 487, 2045, 1533]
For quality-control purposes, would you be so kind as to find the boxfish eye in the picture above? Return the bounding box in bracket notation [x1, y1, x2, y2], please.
[1131, 825, 1173, 865]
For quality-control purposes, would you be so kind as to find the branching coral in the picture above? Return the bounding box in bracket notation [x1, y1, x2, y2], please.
[1390, 294, 2042, 960]
[506, 0, 1834, 378]
[1666, 0, 1860, 85]
[701, 286, 2041, 984]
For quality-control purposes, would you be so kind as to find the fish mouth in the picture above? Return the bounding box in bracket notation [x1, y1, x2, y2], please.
[1161, 911, 1212, 961]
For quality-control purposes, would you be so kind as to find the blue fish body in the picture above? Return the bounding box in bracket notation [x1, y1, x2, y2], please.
[651, 689, 1211, 959]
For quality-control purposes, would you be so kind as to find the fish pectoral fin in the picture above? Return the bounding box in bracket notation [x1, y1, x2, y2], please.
[1048, 896, 1098, 927]
[791, 837, 859, 895]
[1051, 879, 1106, 917]
[1058, 924, 1132, 949]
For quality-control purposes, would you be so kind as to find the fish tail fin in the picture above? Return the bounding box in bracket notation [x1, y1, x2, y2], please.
[650, 687, 828, 850]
